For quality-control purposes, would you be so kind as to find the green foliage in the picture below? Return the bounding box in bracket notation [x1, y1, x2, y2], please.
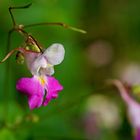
[0, 128, 16, 140]
[0, 0, 140, 140]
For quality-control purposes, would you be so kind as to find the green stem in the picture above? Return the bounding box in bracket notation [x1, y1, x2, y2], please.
[24, 22, 87, 34]
[3, 30, 13, 122]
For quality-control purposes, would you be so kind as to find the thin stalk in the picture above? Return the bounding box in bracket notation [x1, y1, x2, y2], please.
[27, 35, 43, 53]
[3, 3, 32, 123]
[9, 3, 32, 26]
[24, 22, 87, 34]
[3, 30, 14, 122]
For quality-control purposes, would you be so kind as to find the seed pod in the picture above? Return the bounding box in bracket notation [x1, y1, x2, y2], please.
[16, 52, 25, 64]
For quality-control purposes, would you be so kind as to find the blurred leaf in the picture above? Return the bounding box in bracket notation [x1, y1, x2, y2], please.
[0, 128, 16, 140]
[6, 101, 24, 124]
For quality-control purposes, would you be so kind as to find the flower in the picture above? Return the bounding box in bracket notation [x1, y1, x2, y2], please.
[16, 43, 65, 110]
[112, 80, 140, 140]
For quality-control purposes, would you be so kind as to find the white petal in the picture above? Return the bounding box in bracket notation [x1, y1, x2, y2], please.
[40, 65, 55, 76]
[44, 43, 65, 65]
[24, 52, 40, 71]
[30, 55, 47, 76]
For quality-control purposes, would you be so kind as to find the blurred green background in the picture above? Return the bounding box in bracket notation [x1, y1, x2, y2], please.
[0, 0, 140, 139]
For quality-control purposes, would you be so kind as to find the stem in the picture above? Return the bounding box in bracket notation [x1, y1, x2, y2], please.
[2, 29, 14, 122]
[7, 29, 14, 52]
[24, 22, 87, 34]
[0, 47, 42, 64]
[4, 2, 32, 120]
[27, 35, 43, 53]
[9, 3, 32, 26]
[107, 79, 134, 104]
[0, 48, 21, 63]
[9, 7, 16, 26]
[18, 28, 29, 38]
[3, 59, 10, 122]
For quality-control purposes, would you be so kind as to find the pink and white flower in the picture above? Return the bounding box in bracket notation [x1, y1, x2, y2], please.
[112, 80, 140, 140]
[16, 43, 65, 110]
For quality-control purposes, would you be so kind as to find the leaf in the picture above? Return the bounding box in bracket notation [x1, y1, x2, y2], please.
[0, 128, 16, 140]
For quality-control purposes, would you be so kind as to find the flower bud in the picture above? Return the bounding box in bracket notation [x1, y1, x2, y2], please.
[16, 52, 25, 64]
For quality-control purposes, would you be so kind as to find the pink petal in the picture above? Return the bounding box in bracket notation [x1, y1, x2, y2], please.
[113, 80, 140, 129]
[43, 76, 63, 106]
[16, 76, 44, 109]
[28, 94, 43, 110]
[135, 128, 140, 140]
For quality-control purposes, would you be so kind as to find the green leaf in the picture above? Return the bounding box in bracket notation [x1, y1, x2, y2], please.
[0, 128, 16, 140]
